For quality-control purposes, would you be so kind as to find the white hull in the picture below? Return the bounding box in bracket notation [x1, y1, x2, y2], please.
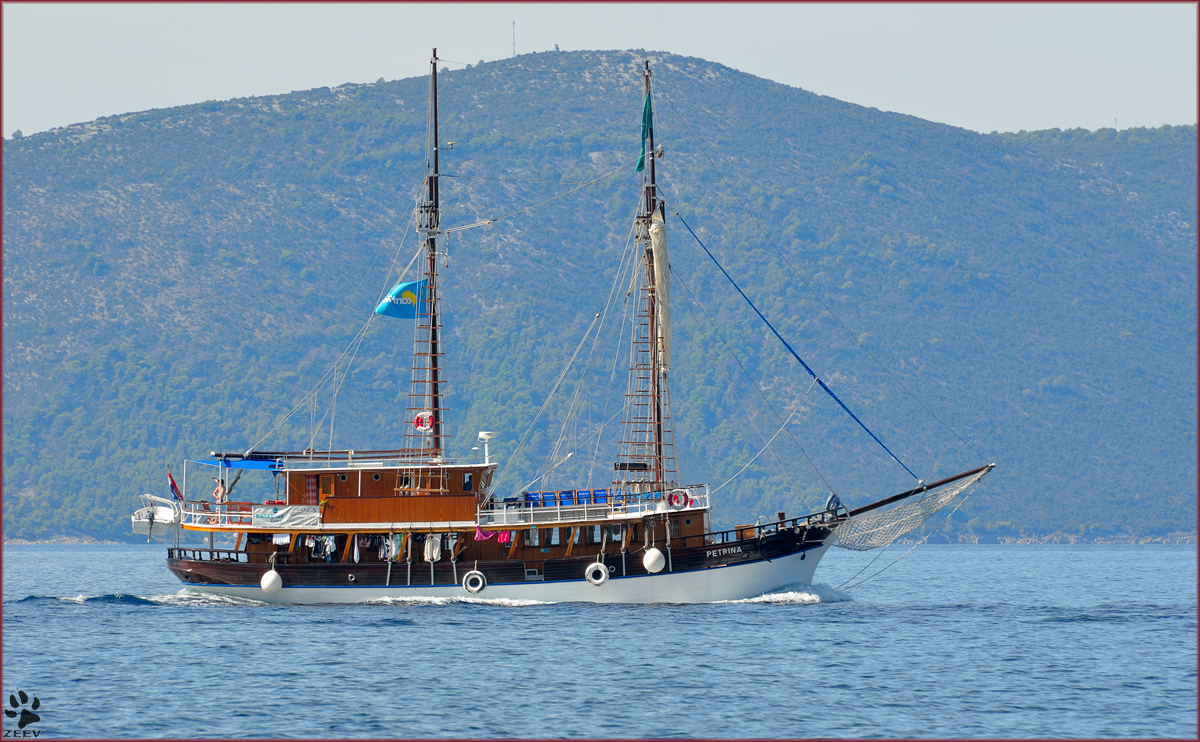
[185, 545, 830, 605]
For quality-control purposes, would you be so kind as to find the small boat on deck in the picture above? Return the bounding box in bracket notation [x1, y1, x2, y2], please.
[131, 494, 180, 539]
[141, 50, 993, 604]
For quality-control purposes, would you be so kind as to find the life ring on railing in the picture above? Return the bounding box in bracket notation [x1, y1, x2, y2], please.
[668, 489, 689, 509]
[463, 570, 487, 594]
[584, 562, 610, 586]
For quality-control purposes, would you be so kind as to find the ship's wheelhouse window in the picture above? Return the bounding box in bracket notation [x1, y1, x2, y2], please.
[372, 473, 381, 482]
[463, 473, 473, 492]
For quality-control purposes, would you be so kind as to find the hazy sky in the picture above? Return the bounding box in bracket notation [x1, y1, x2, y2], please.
[3, 3, 1196, 139]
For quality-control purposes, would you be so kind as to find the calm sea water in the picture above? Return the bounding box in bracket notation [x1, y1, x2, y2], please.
[2, 543, 1195, 738]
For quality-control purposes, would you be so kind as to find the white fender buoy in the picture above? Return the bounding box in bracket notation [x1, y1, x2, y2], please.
[643, 547, 666, 574]
[260, 569, 283, 594]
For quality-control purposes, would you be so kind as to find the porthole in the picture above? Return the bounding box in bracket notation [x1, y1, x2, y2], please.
[348, 573, 356, 582]
[684, 518, 693, 526]
[338, 474, 348, 482]
[372, 473, 381, 481]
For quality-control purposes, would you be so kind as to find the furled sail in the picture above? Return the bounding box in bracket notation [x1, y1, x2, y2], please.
[651, 203, 670, 373]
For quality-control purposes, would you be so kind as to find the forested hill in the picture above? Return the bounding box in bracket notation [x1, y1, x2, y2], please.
[3, 50, 1195, 543]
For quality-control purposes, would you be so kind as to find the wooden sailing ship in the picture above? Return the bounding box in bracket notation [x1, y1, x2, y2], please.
[135, 51, 993, 603]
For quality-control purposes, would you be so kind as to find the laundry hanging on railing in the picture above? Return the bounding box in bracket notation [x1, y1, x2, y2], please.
[424, 534, 442, 562]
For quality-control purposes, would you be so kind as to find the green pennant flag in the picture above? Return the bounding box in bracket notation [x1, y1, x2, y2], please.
[635, 92, 653, 172]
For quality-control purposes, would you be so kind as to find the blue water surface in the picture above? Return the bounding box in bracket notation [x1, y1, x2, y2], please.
[2, 543, 1195, 738]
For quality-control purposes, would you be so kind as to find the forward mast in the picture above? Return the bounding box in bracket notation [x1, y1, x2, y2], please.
[614, 61, 679, 495]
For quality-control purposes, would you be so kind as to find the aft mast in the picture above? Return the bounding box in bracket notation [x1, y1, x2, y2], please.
[403, 49, 449, 464]
[614, 60, 679, 495]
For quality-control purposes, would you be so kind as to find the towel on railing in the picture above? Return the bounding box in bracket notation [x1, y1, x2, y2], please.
[474, 526, 495, 541]
[424, 534, 442, 562]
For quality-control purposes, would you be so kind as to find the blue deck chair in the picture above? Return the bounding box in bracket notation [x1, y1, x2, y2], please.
[557, 490, 575, 506]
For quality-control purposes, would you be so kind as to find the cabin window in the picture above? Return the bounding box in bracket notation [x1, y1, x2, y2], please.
[372, 473, 381, 482]
[527, 528, 539, 546]
[319, 475, 333, 499]
[584, 525, 600, 544]
[463, 473, 473, 492]
[305, 475, 318, 506]
[609, 524, 622, 542]
[396, 473, 411, 492]
[549, 528, 560, 546]
[669, 520, 680, 538]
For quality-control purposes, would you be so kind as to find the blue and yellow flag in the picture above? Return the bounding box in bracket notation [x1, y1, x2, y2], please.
[374, 278, 427, 319]
[635, 92, 653, 172]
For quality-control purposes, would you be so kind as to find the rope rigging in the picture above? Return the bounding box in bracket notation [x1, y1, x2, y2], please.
[653, 78, 988, 466]
[670, 264, 835, 495]
[673, 207, 922, 484]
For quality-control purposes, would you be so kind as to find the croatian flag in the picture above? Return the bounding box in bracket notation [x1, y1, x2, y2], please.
[168, 469, 183, 501]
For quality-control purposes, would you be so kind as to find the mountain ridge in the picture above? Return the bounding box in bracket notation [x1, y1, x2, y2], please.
[3, 49, 1195, 542]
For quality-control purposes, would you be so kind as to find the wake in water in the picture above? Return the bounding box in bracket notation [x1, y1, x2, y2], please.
[12, 585, 849, 609]
[12, 590, 268, 608]
[15, 593, 159, 606]
[150, 590, 269, 607]
[709, 582, 854, 605]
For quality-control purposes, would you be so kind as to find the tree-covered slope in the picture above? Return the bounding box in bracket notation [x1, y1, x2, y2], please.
[3, 50, 1195, 542]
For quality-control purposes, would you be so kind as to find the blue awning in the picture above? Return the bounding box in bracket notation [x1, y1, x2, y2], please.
[197, 459, 283, 471]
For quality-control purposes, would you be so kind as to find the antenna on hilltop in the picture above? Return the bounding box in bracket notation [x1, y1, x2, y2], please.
[512, 21, 515, 58]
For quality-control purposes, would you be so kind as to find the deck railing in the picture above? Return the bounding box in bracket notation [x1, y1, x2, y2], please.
[168, 548, 249, 562]
[477, 485, 712, 527]
[169, 484, 846, 538]
[176, 500, 257, 528]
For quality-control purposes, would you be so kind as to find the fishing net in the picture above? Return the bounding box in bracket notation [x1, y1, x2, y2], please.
[833, 467, 991, 551]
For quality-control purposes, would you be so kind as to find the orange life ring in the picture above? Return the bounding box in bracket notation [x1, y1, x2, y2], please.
[668, 489, 688, 509]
